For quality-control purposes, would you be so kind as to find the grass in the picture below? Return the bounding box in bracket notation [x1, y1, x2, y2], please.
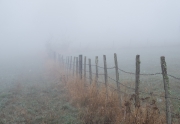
[45, 58, 180, 123]
[64, 76, 168, 124]
[1, 55, 179, 123]
[0, 59, 81, 124]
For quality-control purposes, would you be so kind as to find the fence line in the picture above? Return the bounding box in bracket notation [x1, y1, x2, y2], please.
[61, 60, 180, 81]
[53, 51, 180, 124]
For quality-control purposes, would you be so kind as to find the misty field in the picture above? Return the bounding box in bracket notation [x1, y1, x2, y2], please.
[0, 46, 180, 124]
[0, 54, 81, 123]
[56, 46, 180, 123]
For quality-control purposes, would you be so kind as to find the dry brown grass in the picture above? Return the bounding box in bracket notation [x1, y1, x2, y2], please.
[63, 74, 167, 124]
[43, 57, 180, 124]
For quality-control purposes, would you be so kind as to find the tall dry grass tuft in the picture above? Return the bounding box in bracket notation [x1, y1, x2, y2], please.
[64, 74, 167, 124]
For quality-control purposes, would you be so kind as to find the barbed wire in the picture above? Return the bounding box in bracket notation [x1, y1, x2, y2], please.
[107, 76, 180, 101]
[167, 74, 180, 80]
[64, 69, 180, 102]
[55, 52, 180, 119]
[63, 67, 180, 101]
[91, 72, 105, 76]
[60, 61, 180, 81]
[60, 66, 180, 118]
[107, 76, 135, 90]
[84, 74, 128, 95]
[118, 68, 163, 76]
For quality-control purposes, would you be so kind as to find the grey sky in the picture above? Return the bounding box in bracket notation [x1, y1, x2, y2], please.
[0, 0, 180, 51]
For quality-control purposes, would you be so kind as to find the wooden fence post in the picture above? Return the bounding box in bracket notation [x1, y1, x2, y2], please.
[73, 57, 75, 76]
[84, 56, 86, 82]
[89, 59, 92, 84]
[103, 55, 108, 97]
[67, 56, 69, 78]
[79, 55, 83, 79]
[135, 55, 140, 107]
[114, 53, 121, 106]
[65, 56, 67, 69]
[62, 55, 64, 69]
[95, 56, 98, 85]
[57, 53, 60, 64]
[70, 56, 72, 75]
[59, 54, 62, 64]
[161, 56, 171, 124]
[76, 57, 78, 77]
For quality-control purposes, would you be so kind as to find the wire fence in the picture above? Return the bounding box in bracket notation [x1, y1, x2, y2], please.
[60, 59, 180, 98]
[52, 51, 180, 123]
[61, 59, 180, 81]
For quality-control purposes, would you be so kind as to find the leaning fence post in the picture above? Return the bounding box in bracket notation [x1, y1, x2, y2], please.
[57, 53, 59, 64]
[62, 55, 64, 69]
[135, 55, 140, 107]
[89, 59, 92, 84]
[66, 56, 67, 69]
[67, 56, 69, 79]
[103, 55, 108, 98]
[65, 56, 67, 75]
[161, 56, 171, 124]
[70, 56, 72, 76]
[114, 53, 121, 107]
[73, 57, 75, 76]
[84, 56, 86, 82]
[95, 56, 98, 86]
[79, 55, 83, 79]
[59, 54, 62, 64]
[76, 57, 78, 77]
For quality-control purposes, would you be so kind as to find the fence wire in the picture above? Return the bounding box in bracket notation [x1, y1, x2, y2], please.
[56, 52, 180, 121]
[62, 61, 180, 101]
[63, 62, 180, 81]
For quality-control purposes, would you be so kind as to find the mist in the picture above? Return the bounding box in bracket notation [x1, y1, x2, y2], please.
[0, 0, 180, 123]
[1, 0, 180, 53]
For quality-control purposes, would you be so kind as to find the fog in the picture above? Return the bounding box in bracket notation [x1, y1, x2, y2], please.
[0, 0, 180, 76]
[0, 0, 180, 87]
[1, 0, 180, 52]
[0, 1, 180, 122]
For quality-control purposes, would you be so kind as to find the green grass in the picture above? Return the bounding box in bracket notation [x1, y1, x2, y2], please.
[0, 59, 82, 124]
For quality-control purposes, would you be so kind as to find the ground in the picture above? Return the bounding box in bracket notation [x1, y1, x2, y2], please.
[0, 57, 81, 124]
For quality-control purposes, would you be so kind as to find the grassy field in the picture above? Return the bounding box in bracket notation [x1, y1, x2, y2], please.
[0, 46, 179, 123]
[0, 54, 81, 124]
[55, 46, 180, 123]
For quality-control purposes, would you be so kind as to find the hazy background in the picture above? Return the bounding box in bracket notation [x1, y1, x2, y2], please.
[0, 0, 180, 81]
[0, 2, 180, 122]
[0, 0, 180, 53]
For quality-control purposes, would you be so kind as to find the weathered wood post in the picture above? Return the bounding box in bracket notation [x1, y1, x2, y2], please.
[65, 56, 67, 69]
[59, 54, 61, 62]
[61, 55, 64, 69]
[84, 56, 86, 82]
[135, 55, 140, 107]
[73, 57, 75, 76]
[89, 59, 92, 84]
[70, 56, 72, 76]
[59, 54, 62, 64]
[57, 53, 59, 63]
[76, 57, 78, 77]
[114, 53, 121, 107]
[103, 55, 108, 98]
[161, 56, 171, 124]
[65, 56, 67, 74]
[67, 56, 69, 79]
[95, 56, 98, 86]
[79, 55, 83, 79]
